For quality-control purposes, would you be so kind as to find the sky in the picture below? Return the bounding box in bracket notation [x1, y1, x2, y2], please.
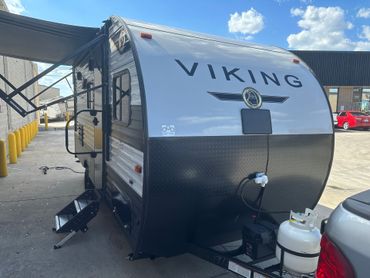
[3, 0, 370, 95]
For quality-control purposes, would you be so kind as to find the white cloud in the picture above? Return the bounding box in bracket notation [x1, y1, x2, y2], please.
[357, 8, 370, 18]
[4, 0, 25, 14]
[290, 8, 304, 16]
[274, 0, 313, 5]
[360, 25, 370, 41]
[287, 5, 370, 51]
[228, 8, 264, 39]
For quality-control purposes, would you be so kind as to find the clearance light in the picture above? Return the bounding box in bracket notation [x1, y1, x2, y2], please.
[134, 165, 142, 174]
[316, 234, 355, 278]
[140, 32, 152, 39]
[293, 58, 300, 64]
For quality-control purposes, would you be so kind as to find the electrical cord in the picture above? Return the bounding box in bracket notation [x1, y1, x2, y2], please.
[265, 135, 270, 174]
[239, 179, 289, 215]
[39, 166, 84, 175]
[238, 135, 290, 215]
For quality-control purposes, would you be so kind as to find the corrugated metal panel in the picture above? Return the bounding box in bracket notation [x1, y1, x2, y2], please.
[292, 51, 370, 86]
[107, 137, 144, 197]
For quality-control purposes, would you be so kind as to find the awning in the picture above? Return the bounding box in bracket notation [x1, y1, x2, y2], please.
[0, 10, 99, 64]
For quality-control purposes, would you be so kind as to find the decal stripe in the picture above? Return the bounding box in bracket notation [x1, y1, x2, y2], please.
[208, 91, 289, 103]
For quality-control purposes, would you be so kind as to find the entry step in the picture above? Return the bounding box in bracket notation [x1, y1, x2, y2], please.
[53, 189, 99, 249]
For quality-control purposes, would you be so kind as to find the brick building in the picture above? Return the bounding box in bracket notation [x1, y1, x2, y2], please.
[292, 51, 370, 113]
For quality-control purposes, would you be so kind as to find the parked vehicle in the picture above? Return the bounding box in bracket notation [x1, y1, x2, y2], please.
[337, 111, 370, 130]
[332, 112, 338, 127]
[0, 12, 335, 277]
[317, 189, 370, 278]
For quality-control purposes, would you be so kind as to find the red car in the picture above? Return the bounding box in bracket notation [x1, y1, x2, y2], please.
[337, 111, 370, 130]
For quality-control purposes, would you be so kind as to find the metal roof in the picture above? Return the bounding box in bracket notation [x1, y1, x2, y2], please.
[0, 10, 99, 65]
[291, 50, 370, 86]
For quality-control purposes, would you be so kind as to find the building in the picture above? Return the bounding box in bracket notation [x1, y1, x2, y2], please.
[292, 51, 370, 113]
[38, 85, 74, 120]
[0, 1, 38, 148]
[38, 84, 61, 101]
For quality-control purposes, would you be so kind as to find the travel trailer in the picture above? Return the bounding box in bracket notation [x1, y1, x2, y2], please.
[0, 11, 334, 277]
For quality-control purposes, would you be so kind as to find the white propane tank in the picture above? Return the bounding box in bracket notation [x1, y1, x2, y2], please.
[276, 208, 321, 275]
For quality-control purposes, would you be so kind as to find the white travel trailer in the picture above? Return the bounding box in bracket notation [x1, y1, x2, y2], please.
[0, 12, 334, 277]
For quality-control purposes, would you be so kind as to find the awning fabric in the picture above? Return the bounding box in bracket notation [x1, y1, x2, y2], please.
[0, 10, 99, 64]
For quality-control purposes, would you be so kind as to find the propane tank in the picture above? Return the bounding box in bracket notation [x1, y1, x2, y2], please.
[276, 208, 321, 275]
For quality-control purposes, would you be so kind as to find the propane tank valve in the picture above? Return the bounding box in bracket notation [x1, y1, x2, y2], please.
[254, 172, 268, 188]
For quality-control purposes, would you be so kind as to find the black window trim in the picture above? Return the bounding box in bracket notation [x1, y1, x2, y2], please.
[113, 69, 132, 126]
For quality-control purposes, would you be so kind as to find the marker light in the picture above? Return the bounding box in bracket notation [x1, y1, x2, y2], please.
[134, 165, 142, 174]
[140, 32, 152, 39]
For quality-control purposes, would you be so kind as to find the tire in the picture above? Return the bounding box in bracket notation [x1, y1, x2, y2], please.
[343, 122, 349, 130]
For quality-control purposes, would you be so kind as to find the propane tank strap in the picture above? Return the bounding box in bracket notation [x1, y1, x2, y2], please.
[276, 241, 320, 258]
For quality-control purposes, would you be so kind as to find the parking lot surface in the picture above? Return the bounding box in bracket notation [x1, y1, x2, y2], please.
[319, 129, 370, 208]
[0, 128, 369, 277]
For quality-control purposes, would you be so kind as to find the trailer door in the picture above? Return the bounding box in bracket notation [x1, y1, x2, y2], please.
[73, 59, 104, 190]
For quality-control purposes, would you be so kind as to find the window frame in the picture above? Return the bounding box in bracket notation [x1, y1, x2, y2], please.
[112, 69, 132, 126]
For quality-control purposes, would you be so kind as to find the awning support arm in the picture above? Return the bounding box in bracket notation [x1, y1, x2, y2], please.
[7, 34, 105, 99]
[0, 72, 37, 109]
[0, 34, 106, 117]
[0, 88, 27, 116]
[30, 72, 72, 101]
[26, 84, 103, 114]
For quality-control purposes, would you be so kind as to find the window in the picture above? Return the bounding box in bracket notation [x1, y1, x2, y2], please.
[86, 82, 93, 109]
[351, 112, 367, 116]
[328, 88, 339, 94]
[339, 112, 347, 116]
[113, 69, 131, 125]
[362, 88, 370, 112]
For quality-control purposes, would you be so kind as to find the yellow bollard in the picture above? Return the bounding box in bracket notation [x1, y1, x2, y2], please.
[33, 121, 36, 137]
[14, 130, 21, 157]
[20, 128, 25, 151]
[31, 121, 36, 139]
[24, 126, 28, 146]
[34, 121, 37, 138]
[28, 124, 31, 142]
[66, 111, 70, 122]
[8, 133, 17, 164]
[25, 126, 29, 147]
[0, 140, 7, 177]
[28, 124, 32, 142]
[25, 125, 28, 144]
[44, 113, 48, 131]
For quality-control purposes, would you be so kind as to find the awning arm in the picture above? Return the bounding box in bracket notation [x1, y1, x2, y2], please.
[0, 72, 37, 109]
[8, 33, 105, 99]
[30, 72, 73, 101]
[27, 84, 103, 115]
[0, 33, 106, 117]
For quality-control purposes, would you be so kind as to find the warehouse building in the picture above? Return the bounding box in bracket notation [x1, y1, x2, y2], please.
[292, 51, 370, 113]
[0, 1, 38, 153]
[38, 85, 73, 121]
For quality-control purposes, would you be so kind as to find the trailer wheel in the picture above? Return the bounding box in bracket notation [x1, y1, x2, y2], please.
[343, 122, 349, 130]
[84, 170, 95, 190]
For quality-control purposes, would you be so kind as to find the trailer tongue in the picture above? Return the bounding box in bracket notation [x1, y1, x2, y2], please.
[0, 11, 334, 277]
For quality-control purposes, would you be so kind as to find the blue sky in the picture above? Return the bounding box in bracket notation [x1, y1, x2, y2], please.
[4, 0, 370, 95]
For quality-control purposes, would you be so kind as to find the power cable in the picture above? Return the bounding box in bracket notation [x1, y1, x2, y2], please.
[39, 166, 84, 175]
